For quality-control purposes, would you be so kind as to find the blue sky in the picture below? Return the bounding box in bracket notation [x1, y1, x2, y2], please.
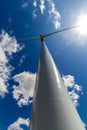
[0, 0, 87, 129]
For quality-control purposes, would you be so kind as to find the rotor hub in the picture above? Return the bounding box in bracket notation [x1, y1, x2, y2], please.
[40, 35, 44, 42]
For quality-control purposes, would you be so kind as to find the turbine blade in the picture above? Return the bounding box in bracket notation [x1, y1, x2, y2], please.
[18, 26, 80, 42]
[43, 26, 79, 38]
[18, 36, 40, 42]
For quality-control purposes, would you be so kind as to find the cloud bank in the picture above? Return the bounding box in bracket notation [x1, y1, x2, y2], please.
[0, 30, 20, 97]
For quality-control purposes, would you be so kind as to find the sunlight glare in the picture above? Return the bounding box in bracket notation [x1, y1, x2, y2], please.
[76, 14, 87, 36]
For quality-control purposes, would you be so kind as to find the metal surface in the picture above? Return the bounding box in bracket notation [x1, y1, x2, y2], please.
[30, 41, 85, 130]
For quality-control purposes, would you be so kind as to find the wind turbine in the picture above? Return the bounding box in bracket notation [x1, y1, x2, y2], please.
[19, 26, 85, 130]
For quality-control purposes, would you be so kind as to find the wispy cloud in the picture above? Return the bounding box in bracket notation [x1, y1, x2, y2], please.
[13, 72, 36, 107]
[62, 75, 82, 107]
[83, 122, 86, 129]
[21, 1, 29, 10]
[39, 0, 45, 14]
[8, 17, 12, 24]
[19, 55, 25, 66]
[32, 10, 37, 18]
[48, 0, 60, 29]
[32, 0, 37, 18]
[32, 0, 60, 29]
[0, 30, 20, 97]
[8, 117, 29, 130]
[33, 0, 37, 7]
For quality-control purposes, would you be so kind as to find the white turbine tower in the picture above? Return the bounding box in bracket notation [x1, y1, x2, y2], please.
[19, 26, 85, 130]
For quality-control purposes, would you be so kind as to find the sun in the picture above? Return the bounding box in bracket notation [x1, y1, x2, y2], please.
[76, 14, 87, 36]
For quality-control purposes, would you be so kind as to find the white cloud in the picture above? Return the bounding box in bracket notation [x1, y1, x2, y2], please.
[62, 75, 82, 107]
[0, 30, 20, 97]
[33, 0, 37, 7]
[0, 30, 20, 55]
[8, 117, 29, 130]
[0, 46, 7, 63]
[32, 0, 37, 18]
[0, 78, 8, 97]
[39, 0, 45, 14]
[53, 20, 60, 30]
[74, 84, 82, 91]
[13, 72, 36, 107]
[48, 0, 61, 29]
[62, 75, 75, 88]
[69, 90, 80, 107]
